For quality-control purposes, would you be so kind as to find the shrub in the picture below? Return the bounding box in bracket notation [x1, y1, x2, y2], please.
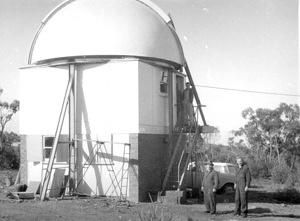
[0, 132, 20, 169]
[284, 171, 298, 187]
[0, 144, 20, 169]
[271, 161, 291, 185]
[272, 187, 300, 204]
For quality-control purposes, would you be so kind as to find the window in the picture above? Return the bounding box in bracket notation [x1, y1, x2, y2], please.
[213, 165, 223, 173]
[160, 71, 168, 93]
[43, 136, 54, 161]
[42, 136, 69, 162]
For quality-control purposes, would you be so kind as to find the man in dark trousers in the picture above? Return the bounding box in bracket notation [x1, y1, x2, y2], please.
[183, 82, 195, 126]
[234, 157, 251, 218]
[201, 161, 219, 215]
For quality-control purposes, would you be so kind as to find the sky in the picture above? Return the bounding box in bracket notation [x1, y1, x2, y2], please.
[0, 0, 298, 144]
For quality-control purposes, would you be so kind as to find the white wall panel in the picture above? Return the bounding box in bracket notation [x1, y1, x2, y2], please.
[138, 62, 168, 134]
[77, 61, 139, 135]
[20, 66, 69, 135]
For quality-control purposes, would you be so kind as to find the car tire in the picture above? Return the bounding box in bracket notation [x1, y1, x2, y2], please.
[223, 184, 234, 193]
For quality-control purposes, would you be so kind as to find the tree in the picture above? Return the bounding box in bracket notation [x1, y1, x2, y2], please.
[229, 103, 300, 172]
[0, 89, 19, 152]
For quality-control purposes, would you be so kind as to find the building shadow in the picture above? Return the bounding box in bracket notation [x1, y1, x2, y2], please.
[76, 69, 104, 195]
[247, 207, 300, 219]
[212, 189, 300, 205]
[187, 190, 300, 204]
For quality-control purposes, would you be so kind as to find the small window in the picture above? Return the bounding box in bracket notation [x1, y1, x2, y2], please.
[160, 72, 168, 93]
[45, 137, 54, 147]
[42, 136, 69, 162]
[43, 137, 54, 161]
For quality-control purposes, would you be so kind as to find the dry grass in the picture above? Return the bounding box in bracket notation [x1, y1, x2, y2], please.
[137, 204, 173, 221]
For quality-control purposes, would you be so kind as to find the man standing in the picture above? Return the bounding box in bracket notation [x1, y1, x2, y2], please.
[201, 161, 219, 215]
[183, 82, 194, 126]
[234, 157, 251, 218]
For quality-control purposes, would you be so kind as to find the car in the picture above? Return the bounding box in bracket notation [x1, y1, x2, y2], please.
[184, 162, 236, 196]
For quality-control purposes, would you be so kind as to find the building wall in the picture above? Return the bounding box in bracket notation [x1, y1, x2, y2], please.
[138, 133, 168, 201]
[76, 61, 139, 135]
[20, 59, 181, 201]
[20, 66, 69, 135]
[138, 61, 169, 134]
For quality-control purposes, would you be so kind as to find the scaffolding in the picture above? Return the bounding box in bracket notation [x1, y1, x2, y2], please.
[40, 138, 130, 200]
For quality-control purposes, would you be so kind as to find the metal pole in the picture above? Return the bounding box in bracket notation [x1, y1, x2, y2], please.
[168, 70, 173, 135]
[69, 64, 76, 193]
[40, 72, 74, 201]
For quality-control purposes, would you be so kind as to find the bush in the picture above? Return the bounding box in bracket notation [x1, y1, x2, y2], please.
[271, 161, 291, 185]
[272, 187, 300, 204]
[285, 174, 297, 187]
[0, 144, 20, 169]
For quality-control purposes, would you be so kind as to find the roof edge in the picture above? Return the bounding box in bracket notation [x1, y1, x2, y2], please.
[23, 55, 182, 70]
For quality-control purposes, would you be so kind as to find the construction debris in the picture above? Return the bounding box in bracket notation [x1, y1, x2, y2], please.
[6, 181, 40, 200]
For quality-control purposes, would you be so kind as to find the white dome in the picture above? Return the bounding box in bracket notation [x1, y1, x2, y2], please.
[29, 0, 185, 67]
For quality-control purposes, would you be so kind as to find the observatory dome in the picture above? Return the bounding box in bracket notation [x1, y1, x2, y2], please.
[29, 0, 185, 67]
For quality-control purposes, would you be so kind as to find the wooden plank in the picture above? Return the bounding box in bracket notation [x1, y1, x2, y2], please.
[200, 125, 217, 133]
[26, 181, 40, 194]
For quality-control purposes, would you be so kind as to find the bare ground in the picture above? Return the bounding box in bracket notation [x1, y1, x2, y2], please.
[0, 170, 300, 221]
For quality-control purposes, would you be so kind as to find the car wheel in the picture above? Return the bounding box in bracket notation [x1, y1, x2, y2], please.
[223, 184, 234, 193]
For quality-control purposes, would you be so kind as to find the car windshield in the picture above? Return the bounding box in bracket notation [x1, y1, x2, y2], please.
[213, 165, 224, 173]
[204, 164, 235, 174]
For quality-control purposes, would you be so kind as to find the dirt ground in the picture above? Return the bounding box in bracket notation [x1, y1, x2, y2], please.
[0, 170, 300, 221]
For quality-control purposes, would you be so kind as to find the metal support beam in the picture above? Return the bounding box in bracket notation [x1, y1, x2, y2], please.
[40, 71, 74, 201]
[69, 64, 77, 193]
[168, 70, 173, 136]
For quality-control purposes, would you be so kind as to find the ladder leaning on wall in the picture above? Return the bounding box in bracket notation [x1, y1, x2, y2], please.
[159, 53, 215, 195]
[161, 106, 203, 193]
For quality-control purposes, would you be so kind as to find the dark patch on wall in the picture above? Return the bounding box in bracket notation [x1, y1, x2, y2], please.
[128, 133, 139, 202]
[138, 133, 169, 202]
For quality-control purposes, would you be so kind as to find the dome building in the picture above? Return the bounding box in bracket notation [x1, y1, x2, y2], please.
[19, 0, 207, 202]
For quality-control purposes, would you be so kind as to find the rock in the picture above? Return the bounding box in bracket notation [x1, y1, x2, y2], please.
[16, 184, 27, 192]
